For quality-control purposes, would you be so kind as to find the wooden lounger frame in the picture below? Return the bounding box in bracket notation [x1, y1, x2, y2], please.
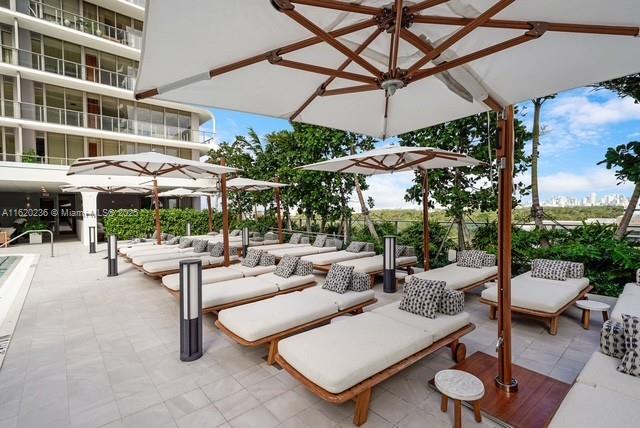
[215, 297, 378, 365]
[480, 285, 593, 335]
[203, 280, 318, 315]
[275, 323, 475, 426]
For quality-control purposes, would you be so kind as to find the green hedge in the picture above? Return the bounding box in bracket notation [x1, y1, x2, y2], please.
[103, 209, 223, 240]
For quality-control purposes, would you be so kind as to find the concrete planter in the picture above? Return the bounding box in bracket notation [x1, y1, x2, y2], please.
[29, 233, 42, 244]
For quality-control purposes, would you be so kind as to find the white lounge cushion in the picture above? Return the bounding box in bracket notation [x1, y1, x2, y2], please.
[217, 292, 338, 342]
[611, 289, 640, 322]
[577, 351, 640, 401]
[132, 249, 196, 265]
[162, 267, 243, 291]
[260, 243, 308, 251]
[302, 250, 376, 266]
[406, 263, 498, 290]
[278, 313, 433, 393]
[269, 246, 337, 258]
[481, 272, 589, 314]
[230, 264, 277, 277]
[372, 302, 470, 341]
[119, 242, 157, 255]
[202, 277, 278, 309]
[623, 283, 640, 295]
[337, 255, 417, 273]
[144, 255, 236, 274]
[258, 272, 315, 290]
[301, 286, 375, 310]
[549, 382, 639, 428]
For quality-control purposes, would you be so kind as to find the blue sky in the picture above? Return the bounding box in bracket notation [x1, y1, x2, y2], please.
[208, 87, 640, 210]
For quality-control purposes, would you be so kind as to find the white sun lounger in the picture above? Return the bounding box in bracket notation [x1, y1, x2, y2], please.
[120, 234, 214, 256]
[141, 254, 239, 278]
[481, 271, 591, 335]
[259, 243, 309, 251]
[268, 246, 337, 259]
[131, 249, 208, 266]
[162, 264, 277, 290]
[302, 250, 376, 271]
[337, 254, 418, 278]
[215, 286, 377, 364]
[275, 303, 473, 426]
[405, 263, 498, 292]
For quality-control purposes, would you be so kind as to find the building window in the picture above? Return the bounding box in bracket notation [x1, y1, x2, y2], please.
[165, 147, 179, 157]
[67, 135, 84, 163]
[47, 132, 66, 165]
[119, 142, 134, 155]
[179, 149, 192, 160]
[137, 143, 150, 153]
[102, 139, 118, 156]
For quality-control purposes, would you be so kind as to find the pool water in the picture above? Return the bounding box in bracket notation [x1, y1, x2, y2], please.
[0, 256, 20, 286]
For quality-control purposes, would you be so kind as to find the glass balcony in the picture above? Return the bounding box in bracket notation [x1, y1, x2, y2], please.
[124, 0, 145, 7]
[27, 1, 143, 49]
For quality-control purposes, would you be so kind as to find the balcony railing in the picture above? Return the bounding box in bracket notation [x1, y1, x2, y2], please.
[0, 45, 137, 90]
[124, 0, 145, 7]
[27, 1, 143, 49]
[13, 101, 215, 144]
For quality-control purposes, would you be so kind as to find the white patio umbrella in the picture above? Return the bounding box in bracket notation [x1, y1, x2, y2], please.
[300, 146, 482, 268]
[60, 184, 152, 194]
[134, 0, 640, 406]
[67, 152, 238, 265]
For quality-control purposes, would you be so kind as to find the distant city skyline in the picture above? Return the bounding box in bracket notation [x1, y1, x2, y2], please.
[521, 192, 630, 208]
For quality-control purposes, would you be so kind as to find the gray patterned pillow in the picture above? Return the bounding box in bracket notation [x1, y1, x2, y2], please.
[178, 237, 193, 249]
[313, 235, 327, 248]
[230, 229, 241, 237]
[322, 264, 354, 294]
[457, 250, 485, 269]
[289, 233, 302, 244]
[566, 262, 584, 279]
[618, 349, 640, 377]
[294, 260, 313, 276]
[363, 243, 375, 252]
[637, 269, 640, 285]
[230, 246, 239, 256]
[192, 239, 208, 253]
[259, 252, 276, 266]
[264, 232, 277, 241]
[618, 314, 640, 376]
[438, 289, 465, 315]
[151, 230, 158, 239]
[325, 238, 336, 248]
[531, 259, 569, 281]
[242, 248, 263, 268]
[209, 242, 224, 257]
[403, 246, 416, 257]
[167, 236, 181, 245]
[300, 236, 310, 244]
[601, 320, 626, 359]
[274, 255, 298, 278]
[395, 245, 407, 258]
[345, 242, 365, 253]
[350, 272, 371, 292]
[166, 234, 175, 241]
[399, 278, 446, 319]
[482, 253, 496, 267]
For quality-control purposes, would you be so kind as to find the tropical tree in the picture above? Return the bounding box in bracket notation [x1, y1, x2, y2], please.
[597, 73, 640, 103]
[598, 141, 640, 239]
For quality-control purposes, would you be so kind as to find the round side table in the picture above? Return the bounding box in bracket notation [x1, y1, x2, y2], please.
[575, 300, 610, 329]
[435, 369, 485, 428]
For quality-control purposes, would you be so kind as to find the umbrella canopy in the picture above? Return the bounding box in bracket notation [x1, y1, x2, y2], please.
[135, 0, 640, 138]
[152, 188, 210, 198]
[60, 185, 151, 194]
[301, 146, 482, 268]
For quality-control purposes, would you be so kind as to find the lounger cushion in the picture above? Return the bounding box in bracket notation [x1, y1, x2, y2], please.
[372, 302, 471, 341]
[162, 267, 243, 290]
[406, 264, 497, 291]
[400, 278, 446, 319]
[481, 272, 589, 313]
[456, 250, 485, 269]
[230, 264, 277, 277]
[259, 272, 315, 290]
[217, 292, 337, 342]
[322, 264, 354, 294]
[577, 351, 640, 400]
[549, 382, 639, 428]
[303, 250, 376, 266]
[350, 271, 371, 292]
[294, 260, 313, 276]
[274, 255, 298, 278]
[600, 320, 626, 359]
[202, 277, 278, 309]
[438, 289, 465, 316]
[337, 255, 417, 274]
[133, 250, 197, 265]
[242, 248, 263, 268]
[302, 286, 375, 310]
[278, 313, 434, 393]
[611, 290, 640, 322]
[144, 255, 234, 274]
[531, 259, 570, 281]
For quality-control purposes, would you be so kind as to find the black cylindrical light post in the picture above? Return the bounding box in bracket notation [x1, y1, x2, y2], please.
[383, 235, 397, 293]
[242, 227, 250, 257]
[107, 235, 118, 277]
[186, 222, 191, 236]
[88, 226, 96, 254]
[180, 259, 202, 362]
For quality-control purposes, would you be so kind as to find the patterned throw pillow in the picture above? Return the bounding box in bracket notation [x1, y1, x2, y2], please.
[300, 236, 310, 244]
[618, 350, 640, 377]
[264, 232, 277, 241]
[230, 229, 240, 237]
[165, 234, 175, 241]
[161, 233, 169, 240]
[294, 260, 313, 276]
[601, 320, 626, 359]
[482, 253, 496, 267]
[637, 269, 640, 285]
[622, 314, 640, 350]
[363, 243, 375, 252]
[192, 239, 208, 253]
[313, 234, 327, 248]
[403, 246, 416, 257]
[395, 245, 407, 258]
[350, 272, 371, 292]
[456, 250, 485, 269]
[399, 278, 446, 319]
[209, 242, 224, 257]
[274, 255, 298, 278]
[259, 252, 276, 266]
[345, 242, 365, 253]
[289, 233, 302, 244]
[566, 262, 585, 279]
[322, 264, 354, 294]
[531, 259, 569, 281]
[242, 248, 263, 268]
[438, 289, 465, 315]
[167, 236, 181, 245]
[178, 237, 193, 249]
[230, 246, 239, 256]
[325, 238, 336, 248]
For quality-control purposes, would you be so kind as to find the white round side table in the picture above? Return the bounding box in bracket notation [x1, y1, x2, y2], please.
[435, 369, 485, 428]
[575, 300, 610, 329]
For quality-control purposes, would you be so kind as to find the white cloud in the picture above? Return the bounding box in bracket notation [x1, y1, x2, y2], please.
[349, 172, 420, 210]
[517, 167, 634, 198]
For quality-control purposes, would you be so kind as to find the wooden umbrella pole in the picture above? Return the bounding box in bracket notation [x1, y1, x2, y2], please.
[422, 169, 430, 270]
[207, 195, 214, 233]
[275, 178, 284, 244]
[496, 106, 517, 392]
[152, 177, 162, 245]
[220, 160, 231, 267]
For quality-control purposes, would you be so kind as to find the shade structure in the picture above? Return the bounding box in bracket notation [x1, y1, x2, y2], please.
[152, 188, 210, 198]
[135, 0, 640, 139]
[301, 146, 482, 268]
[60, 185, 151, 194]
[134, 0, 640, 401]
[67, 152, 238, 263]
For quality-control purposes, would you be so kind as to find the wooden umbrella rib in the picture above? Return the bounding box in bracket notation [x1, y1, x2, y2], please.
[273, 58, 379, 84]
[389, 0, 404, 74]
[407, 0, 451, 14]
[321, 84, 379, 96]
[288, 0, 380, 15]
[399, 28, 434, 55]
[407, 0, 515, 75]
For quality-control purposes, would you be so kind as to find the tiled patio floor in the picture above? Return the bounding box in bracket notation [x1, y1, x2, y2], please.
[0, 241, 602, 428]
